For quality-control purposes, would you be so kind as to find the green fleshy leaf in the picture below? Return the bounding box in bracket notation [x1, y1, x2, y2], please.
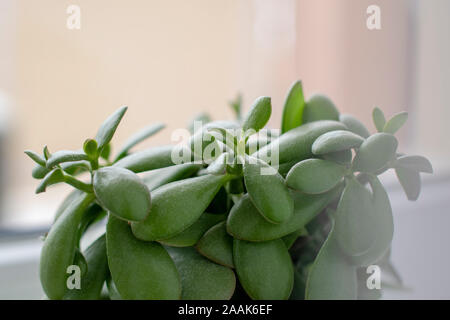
[350, 176, 394, 267]
[166, 246, 235, 300]
[334, 177, 376, 256]
[312, 130, 364, 155]
[281, 80, 305, 133]
[242, 96, 272, 133]
[395, 166, 421, 201]
[255, 120, 347, 165]
[303, 94, 339, 123]
[159, 213, 226, 247]
[339, 114, 370, 138]
[83, 139, 98, 159]
[321, 149, 353, 166]
[234, 239, 293, 300]
[113, 145, 175, 173]
[93, 167, 151, 222]
[352, 133, 398, 173]
[46, 150, 89, 169]
[286, 159, 346, 194]
[196, 221, 234, 268]
[305, 221, 357, 300]
[32, 164, 50, 179]
[131, 174, 228, 241]
[243, 157, 293, 224]
[142, 163, 202, 191]
[25, 150, 46, 166]
[100, 143, 111, 161]
[64, 235, 109, 300]
[383, 112, 408, 134]
[40, 193, 95, 299]
[106, 216, 181, 299]
[372, 107, 386, 132]
[95, 106, 127, 149]
[227, 188, 340, 242]
[396, 155, 433, 174]
[36, 168, 65, 194]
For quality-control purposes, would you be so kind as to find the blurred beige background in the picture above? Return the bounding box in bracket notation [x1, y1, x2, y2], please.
[0, 0, 449, 227]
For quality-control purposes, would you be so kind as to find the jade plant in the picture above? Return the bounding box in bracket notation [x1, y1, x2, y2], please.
[26, 80, 432, 300]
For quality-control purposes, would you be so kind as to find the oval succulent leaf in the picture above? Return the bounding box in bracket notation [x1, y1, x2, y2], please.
[227, 189, 340, 242]
[334, 177, 376, 256]
[396, 155, 433, 174]
[350, 176, 394, 266]
[312, 130, 364, 155]
[159, 213, 226, 247]
[321, 149, 353, 165]
[196, 221, 234, 268]
[142, 163, 202, 191]
[383, 111, 408, 134]
[131, 174, 228, 241]
[256, 120, 347, 165]
[113, 145, 175, 173]
[64, 234, 109, 300]
[40, 193, 95, 299]
[372, 107, 386, 132]
[115, 123, 166, 161]
[244, 157, 293, 223]
[339, 114, 370, 138]
[233, 239, 294, 300]
[166, 246, 236, 300]
[395, 166, 421, 201]
[305, 223, 357, 300]
[242, 96, 272, 132]
[46, 150, 89, 169]
[281, 81, 305, 133]
[286, 159, 346, 194]
[106, 215, 181, 300]
[352, 133, 398, 173]
[93, 167, 151, 222]
[302, 94, 339, 123]
[95, 106, 127, 149]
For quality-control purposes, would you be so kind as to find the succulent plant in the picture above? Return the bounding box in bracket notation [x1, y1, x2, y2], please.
[26, 80, 432, 300]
